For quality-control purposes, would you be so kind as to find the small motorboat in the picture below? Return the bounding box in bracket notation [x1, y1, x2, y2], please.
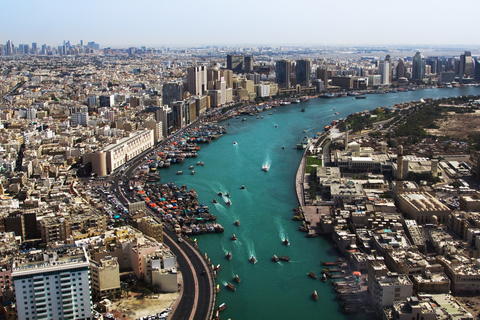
[226, 200, 232, 205]
[262, 166, 269, 172]
[234, 220, 240, 226]
[283, 239, 290, 246]
[215, 284, 220, 293]
[212, 199, 218, 204]
[309, 271, 317, 279]
[274, 125, 278, 128]
[215, 264, 221, 271]
[312, 290, 318, 301]
[226, 192, 230, 197]
[218, 303, 227, 311]
[176, 171, 183, 175]
[250, 255, 257, 264]
[322, 273, 327, 282]
[282, 146, 285, 149]
[240, 185, 245, 190]
[301, 108, 305, 112]
[231, 234, 237, 241]
[233, 141, 238, 145]
[218, 191, 223, 196]
[280, 255, 290, 262]
[272, 255, 279, 262]
[234, 275, 240, 283]
[214, 310, 219, 320]
[226, 282, 236, 291]
[226, 252, 232, 260]
[191, 170, 195, 175]
[189, 165, 194, 170]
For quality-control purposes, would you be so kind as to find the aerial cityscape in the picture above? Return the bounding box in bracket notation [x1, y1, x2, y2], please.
[2, 3, 480, 319]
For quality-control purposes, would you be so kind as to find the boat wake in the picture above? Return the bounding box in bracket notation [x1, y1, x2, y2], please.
[262, 158, 271, 172]
[276, 220, 287, 241]
[246, 242, 256, 261]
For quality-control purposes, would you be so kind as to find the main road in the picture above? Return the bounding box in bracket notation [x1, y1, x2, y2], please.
[108, 137, 214, 320]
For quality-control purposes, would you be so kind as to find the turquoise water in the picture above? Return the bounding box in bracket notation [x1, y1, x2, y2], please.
[159, 86, 480, 320]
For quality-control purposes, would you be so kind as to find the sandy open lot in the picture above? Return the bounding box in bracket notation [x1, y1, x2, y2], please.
[108, 292, 179, 320]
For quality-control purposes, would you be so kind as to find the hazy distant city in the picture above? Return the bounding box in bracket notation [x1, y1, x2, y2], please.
[2, 34, 480, 320]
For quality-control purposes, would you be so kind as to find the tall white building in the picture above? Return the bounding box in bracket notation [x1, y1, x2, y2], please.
[11, 246, 92, 320]
[378, 60, 390, 85]
[187, 66, 207, 96]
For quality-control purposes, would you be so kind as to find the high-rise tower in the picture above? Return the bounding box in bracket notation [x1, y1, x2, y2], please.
[296, 59, 311, 87]
[276, 60, 292, 88]
[187, 66, 207, 96]
[412, 52, 426, 81]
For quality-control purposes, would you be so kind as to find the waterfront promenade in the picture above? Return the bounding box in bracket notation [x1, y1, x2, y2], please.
[295, 131, 331, 235]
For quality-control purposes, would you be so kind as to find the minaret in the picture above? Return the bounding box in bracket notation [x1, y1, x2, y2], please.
[344, 126, 349, 151]
[396, 145, 404, 195]
[396, 145, 404, 180]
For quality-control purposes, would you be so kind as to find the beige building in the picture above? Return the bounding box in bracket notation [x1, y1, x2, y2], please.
[396, 192, 450, 224]
[90, 256, 121, 299]
[411, 271, 450, 294]
[144, 120, 163, 144]
[137, 216, 164, 243]
[94, 129, 154, 174]
[144, 250, 177, 293]
[437, 255, 480, 293]
[38, 212, 106, 243]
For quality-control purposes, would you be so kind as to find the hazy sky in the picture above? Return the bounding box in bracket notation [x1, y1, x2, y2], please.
[2, 0, 479, 48]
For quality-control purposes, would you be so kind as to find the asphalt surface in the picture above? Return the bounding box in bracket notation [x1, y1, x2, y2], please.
[107, 146, 214, 320]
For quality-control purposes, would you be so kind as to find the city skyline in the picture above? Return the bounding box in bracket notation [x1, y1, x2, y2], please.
[2, 0, 480, 48]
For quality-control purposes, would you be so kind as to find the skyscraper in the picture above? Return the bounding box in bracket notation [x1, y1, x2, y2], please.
[276, 60, 292, 88]
[187, 66, 207, 96]
[378, 60, 390, 85]
[5, 40, 13, 55]
[396, 58, 406, 80]
[162, 82, 184, 106]
[296, 59, 311, 87]
[412, 52, 426, 81]
[227, 54, 244, 72]
[385, 55, 392, 83]
[459, 51, 474, 81]
[244, 55, 254, 72]
[227, 54, 254, 72]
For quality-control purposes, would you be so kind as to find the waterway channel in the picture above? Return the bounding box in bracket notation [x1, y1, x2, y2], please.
[158, 86, 480, 320]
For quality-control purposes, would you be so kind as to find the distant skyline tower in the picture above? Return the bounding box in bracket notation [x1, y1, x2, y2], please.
[296, 59, 311, 87]
[412, 52, 426, 81]
[227, 54, 244, 72]
[378, 60, 390, 85]
[396, 58, 405, 79]
[162, 81, 184, 106]
[459, 51, 474, 81]
[5, 40, 13, 55]
[227, 54, 253, 72]
[385, 55, 392, 83]
[276, 59, 292, 88]
[244, 55, 254, 72]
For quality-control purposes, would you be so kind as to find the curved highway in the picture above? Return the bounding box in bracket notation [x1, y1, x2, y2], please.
[108, 145, 214, 320]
